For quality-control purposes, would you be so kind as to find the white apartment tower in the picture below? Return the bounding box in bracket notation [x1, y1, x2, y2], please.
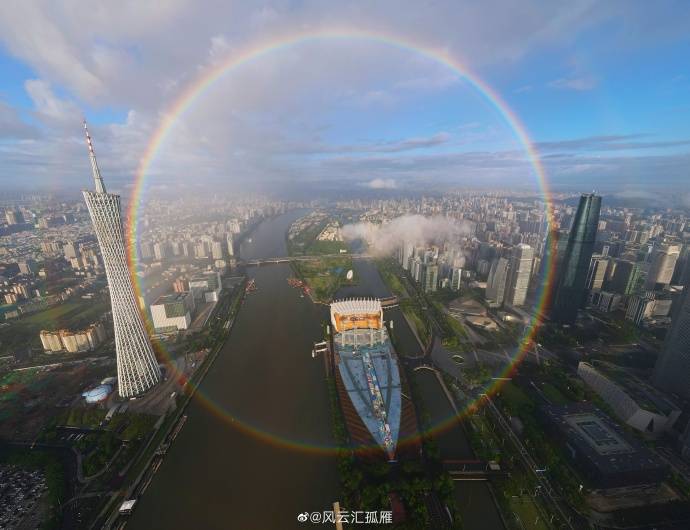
[645, 243, 680, 291]
[506, 244, 533, 307]
[81, 121, 160, 397]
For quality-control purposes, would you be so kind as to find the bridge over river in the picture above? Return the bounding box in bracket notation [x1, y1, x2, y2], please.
[242, 253, 371, 266]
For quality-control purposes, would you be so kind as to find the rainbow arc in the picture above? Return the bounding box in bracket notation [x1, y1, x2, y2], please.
[125, 29, 557, 453]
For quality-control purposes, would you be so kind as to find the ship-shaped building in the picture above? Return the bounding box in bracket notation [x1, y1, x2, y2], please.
[330, 299, 419, 461]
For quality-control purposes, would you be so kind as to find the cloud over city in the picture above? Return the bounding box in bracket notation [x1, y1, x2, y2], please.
[342, 215, 473, 256]
[0, 1, 687, 193]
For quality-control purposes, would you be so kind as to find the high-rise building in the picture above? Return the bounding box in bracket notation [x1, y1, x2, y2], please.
[194, 241, 208, 259]
[586, 255, 609, 291]
[211, 240, 224, 260]
[672, 246, 690, 285]
[551, 193, 601, 323]
[505, 244, 533, 307]
[411, 257, 423, 283]
[590, 290, 621, 313]
[644, 243, 680, 291]
[139, 242, 154, 260]
[653, 285, 690, 400]
[81, 122, 160, 398]
[609, 259, 643, 295]
[400, 241, 415, 271]
[486, 257, 509, 308]
[422, 263, 438, 293]
[63, 241, 79, 260]
[39, 331, 63, 352]
[173, 278, 189, 293]
[5, 209, 24, 225]
[153, 242, 167, 261]
[189, 270, 222, 302]
[226, 233, 234, 257]
[180, 241, 192, 257]
[450, 267, 462, 291]
[625, 293, 654, 325]
[150, 292, 195, 333]
[18, 259, 38, 275]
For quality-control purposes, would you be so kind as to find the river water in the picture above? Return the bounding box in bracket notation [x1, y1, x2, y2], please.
[128, 211, 503, 529]
[128, 211, 339, 529]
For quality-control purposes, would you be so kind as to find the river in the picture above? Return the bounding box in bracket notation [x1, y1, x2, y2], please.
[128, 211, 339, 529]
[128, 211, 503, 529]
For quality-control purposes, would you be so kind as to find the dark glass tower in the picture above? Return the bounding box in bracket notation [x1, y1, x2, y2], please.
[550, 193, 601, 323]
[653, 285, 690, 399]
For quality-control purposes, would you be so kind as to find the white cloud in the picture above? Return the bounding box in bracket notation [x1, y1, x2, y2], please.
[365, 178, 397, 189]
[0, 1, 614, 109]
[342, 215, 473, 256]
[0, 1, 687, 192]
[0, 101, 38, 139]
[24, 79, 81, 127]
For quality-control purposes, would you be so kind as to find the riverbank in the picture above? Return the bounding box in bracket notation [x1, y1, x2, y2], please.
[99, 278, 247, 529]
[326, 257, 507, 528]
[126, 210, 339, 530]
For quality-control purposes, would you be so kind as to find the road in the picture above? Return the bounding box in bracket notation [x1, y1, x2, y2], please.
[479, 393, 580, 529]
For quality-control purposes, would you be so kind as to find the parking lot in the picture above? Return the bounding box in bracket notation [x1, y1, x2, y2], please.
[0, 465, 48, 529]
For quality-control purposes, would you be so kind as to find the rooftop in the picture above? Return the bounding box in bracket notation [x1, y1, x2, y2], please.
[565, 412, 633, 456]
[152, 292, 190, 305]
[331, 298, 382, 316]
[542, 403, 666, 475]
[593, 361, 680, 416]
[334, 327, 401, 460]
[330, 298, 384, 333]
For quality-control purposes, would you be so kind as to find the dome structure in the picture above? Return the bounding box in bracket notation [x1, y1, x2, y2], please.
[82, 384, 113, 403]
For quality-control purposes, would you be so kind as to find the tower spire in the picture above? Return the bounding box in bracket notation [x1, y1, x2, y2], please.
[83, 120, 106, 193]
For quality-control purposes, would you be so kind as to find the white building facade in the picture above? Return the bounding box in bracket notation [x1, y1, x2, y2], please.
[150, 292, 194, 333]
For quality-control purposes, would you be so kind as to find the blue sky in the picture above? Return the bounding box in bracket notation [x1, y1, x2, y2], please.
[0, 1, 688, 198]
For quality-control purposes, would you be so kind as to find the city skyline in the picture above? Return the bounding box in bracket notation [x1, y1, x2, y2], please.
[2, 186, 690, 528]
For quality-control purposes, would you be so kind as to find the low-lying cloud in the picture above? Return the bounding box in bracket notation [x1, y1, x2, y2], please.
[365, 178, 396, 189]
[341, 214, 473, 256]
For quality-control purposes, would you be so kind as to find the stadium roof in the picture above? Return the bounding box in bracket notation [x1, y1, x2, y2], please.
[331, 298, 382, 315]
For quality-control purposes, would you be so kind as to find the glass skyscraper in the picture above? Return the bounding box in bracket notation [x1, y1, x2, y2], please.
[486, 257, 509, 308]
[550, 193, 601, 323]
[653, 286, 690, 399]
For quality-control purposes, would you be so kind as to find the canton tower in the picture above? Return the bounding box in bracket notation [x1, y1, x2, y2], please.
[82, 121, 160, 397]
